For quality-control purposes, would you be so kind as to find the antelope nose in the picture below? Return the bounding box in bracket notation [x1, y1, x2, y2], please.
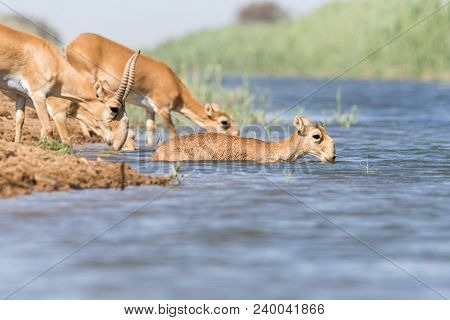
[331, 155, 336, 162]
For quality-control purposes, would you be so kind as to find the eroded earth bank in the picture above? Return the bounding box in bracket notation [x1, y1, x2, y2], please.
[0, 93, 172, 199]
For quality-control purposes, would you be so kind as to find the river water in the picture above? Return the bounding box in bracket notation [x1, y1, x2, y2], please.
[1, 77, 449, 299]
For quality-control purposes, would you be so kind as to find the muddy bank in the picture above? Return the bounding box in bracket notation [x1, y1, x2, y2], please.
[0, 93, 101, 145]
[0, 140, 173, 199]
[0, 94, 174, 199]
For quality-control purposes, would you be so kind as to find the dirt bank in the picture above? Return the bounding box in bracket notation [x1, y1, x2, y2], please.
[0, 140, 173, 199]
[0, 92, 101, 145]
[0, 94, 174, 199]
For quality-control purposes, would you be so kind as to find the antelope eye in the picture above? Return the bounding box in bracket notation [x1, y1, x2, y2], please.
[312, 134, 321, 140]
[221, 120, 229, 126]
[110, 106, 119, 114]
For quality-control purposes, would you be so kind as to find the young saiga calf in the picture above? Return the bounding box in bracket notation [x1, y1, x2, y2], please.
[152, 116, 336, 163]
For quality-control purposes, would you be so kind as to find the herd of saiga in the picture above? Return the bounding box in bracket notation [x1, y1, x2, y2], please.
[0, 24, 335, 164]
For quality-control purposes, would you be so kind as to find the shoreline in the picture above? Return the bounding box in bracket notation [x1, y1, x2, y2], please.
[215, 72, 450, 84]
[0, 95, 174, 200]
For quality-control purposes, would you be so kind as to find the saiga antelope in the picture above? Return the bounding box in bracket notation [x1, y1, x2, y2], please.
[152, 116, 336, 163]
[63, 33, 239, 147]
[0, 24, 139, 151]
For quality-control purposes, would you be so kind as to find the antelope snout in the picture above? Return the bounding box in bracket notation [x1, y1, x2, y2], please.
[102, 129, 113, 145]
[324, 154, 336, 163]
[215, 125, 240, 136]
[111, 116, 129, 151]
[322, 138, 336, 163]
[230, 127, 240, 136]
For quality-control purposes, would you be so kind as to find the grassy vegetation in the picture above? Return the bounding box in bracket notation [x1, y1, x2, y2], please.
[35, 139, 72, 155]
[126, 64, 266, 127]
[151, 0, 449, 81]
[126, 104, 146, 128]
[324, 89, 358, 128]
[179, 64, 266, 124]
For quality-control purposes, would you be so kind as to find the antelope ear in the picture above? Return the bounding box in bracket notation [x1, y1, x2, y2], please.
[94, 80, 112, 100]
[205, 103, 215, 117]
[294, 116, 306, 135]
[102, 80, 112, 92]
[94, 80, 106, 99]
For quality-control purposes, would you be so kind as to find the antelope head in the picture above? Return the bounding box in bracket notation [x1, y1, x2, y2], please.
[90, 51, 141, 151]
[293, 116, 336, 163]
[204, 103, 240, 136]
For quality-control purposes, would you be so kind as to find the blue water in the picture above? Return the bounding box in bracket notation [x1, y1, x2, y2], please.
[1, 77, 449, 299]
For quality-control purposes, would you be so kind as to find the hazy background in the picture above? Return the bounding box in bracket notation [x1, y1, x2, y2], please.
[0, 0, 331, 48]
[0, 0, 446, 80]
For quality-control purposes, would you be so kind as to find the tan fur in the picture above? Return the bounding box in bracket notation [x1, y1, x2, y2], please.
[152, 116, 336, 163]
[44, 96, 136, 150]
[64, 33, 239, 146]
[0, 24, 134, 151]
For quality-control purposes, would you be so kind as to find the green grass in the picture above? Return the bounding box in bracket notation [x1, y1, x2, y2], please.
[323, 89, 358, 128]
[151, 0, 449, 81]
[36, 139, 72, 155]
[179, 64, 266, 124]
[126, 104, 146, 128]
[126, 64, 267, 128]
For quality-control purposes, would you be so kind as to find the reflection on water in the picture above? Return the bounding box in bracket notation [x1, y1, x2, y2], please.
[0, 78, 449, 299]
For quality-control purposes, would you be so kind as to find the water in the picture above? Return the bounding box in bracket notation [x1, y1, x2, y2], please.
[1, 77, 449, 299]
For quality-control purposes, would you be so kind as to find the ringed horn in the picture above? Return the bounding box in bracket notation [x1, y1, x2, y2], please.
[114, 50, 141, 103]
